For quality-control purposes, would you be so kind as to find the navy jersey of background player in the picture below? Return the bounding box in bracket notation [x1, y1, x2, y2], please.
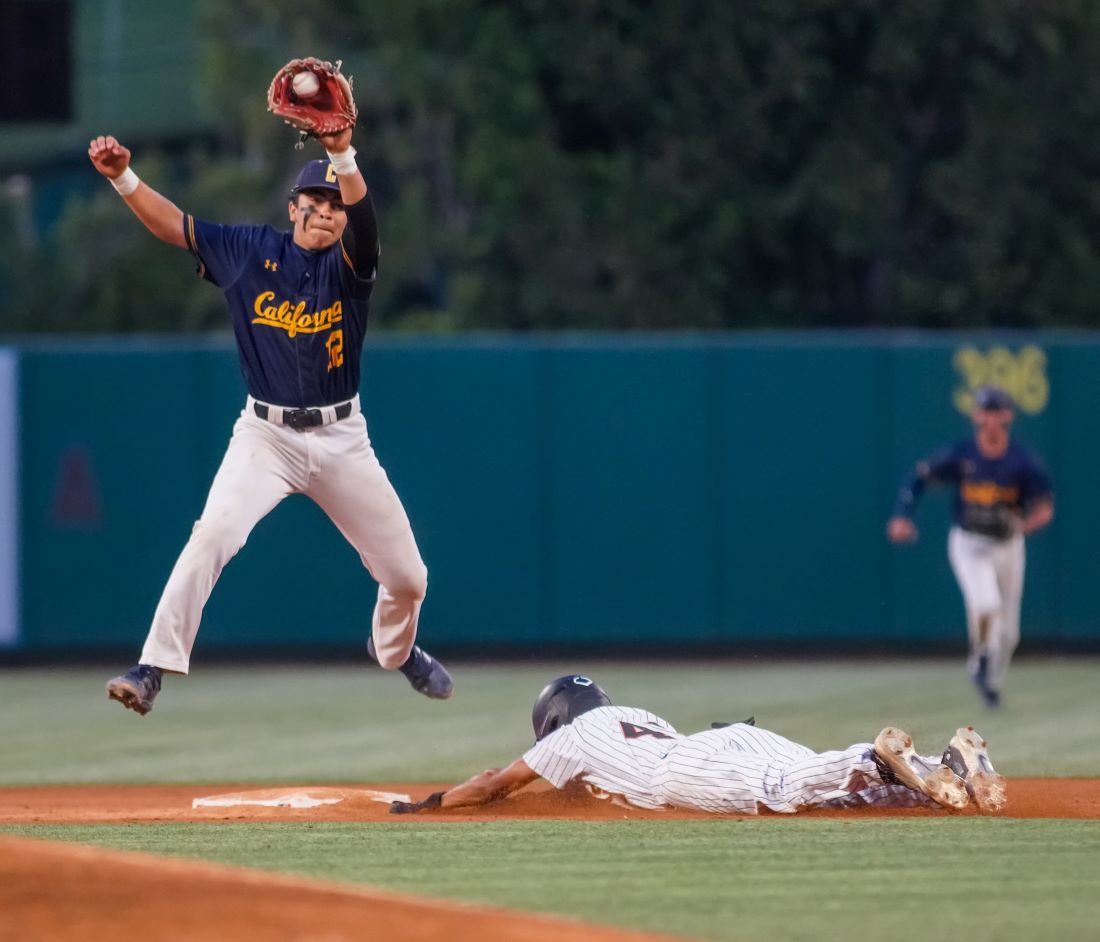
[183, 162, 377, 408]
[895, 440, 1052, 540]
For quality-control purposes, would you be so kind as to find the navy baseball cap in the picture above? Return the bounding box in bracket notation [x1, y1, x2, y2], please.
[290, 159, 341, 195]
[973, 386, 1015, 411]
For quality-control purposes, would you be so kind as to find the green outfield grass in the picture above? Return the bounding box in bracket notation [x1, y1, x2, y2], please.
[2, 658, 1099, 942]
[3, 818, 1099, 942]
[0, 658, 1097, 784]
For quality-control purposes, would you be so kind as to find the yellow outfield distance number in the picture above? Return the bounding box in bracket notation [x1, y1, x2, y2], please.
[952, 345, 1049, 415]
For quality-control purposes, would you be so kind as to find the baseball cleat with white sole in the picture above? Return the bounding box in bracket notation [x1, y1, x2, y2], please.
[873, 726, 969, 810]
[941, 726, 1007, 812]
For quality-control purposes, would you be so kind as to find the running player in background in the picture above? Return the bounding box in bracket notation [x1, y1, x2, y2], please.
[887, 386, 1054, 708]
[88, 124, 453, 715]
[389, 675, 1007, 816]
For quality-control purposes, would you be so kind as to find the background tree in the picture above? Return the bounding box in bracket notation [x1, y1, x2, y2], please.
[3, 0, 1100, 332]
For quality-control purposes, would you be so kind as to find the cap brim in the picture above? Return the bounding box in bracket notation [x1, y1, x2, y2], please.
[292, 184, 343, 195]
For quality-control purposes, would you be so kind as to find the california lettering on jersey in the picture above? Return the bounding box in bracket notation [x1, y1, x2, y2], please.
[949, 443, 1051, 535]
[252, 291, 343, 338]
[184, 215, 372, 406]
[896, 440, 1051, 537]
[960, 482, 1020, 506]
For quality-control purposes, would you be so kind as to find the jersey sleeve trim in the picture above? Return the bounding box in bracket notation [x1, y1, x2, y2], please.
[183, 214, 208, 280]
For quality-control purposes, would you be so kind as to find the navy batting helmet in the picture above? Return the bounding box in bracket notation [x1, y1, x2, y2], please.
[973, 386, 1015, 412]
[531, 675, 611, 741]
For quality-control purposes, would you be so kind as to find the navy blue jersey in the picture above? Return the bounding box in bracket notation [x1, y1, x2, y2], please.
[183, 214, 375, 407]
[894, 440, 1052, 539]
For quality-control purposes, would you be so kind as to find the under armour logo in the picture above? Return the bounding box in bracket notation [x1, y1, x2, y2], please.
[264, 259, 279, 272]
[572, 676, 594, 686]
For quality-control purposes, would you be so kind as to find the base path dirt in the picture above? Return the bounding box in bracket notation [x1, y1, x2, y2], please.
[2, 780, 1096, 941]
[0, 778, 1097, 824]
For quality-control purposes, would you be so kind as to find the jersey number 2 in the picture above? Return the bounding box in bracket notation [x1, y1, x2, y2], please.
[619, 721, 674, 740]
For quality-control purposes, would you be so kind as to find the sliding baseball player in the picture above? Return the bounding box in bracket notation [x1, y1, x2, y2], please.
[389, 675, 1007, 816]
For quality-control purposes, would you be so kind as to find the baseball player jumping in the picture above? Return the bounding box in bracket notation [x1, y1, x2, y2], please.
[88, 115, 453, 714]
[887, 386, 1054, 708]
[389, 675, 1006, 816]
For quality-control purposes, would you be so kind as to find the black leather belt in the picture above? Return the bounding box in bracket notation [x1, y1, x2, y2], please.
[253, 401, 353, 431]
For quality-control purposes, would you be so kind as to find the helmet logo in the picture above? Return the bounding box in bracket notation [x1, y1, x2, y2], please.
[572, 676, 593, 686]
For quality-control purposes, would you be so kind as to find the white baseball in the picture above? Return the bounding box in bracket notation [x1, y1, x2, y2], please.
[292, 71, 321, 98]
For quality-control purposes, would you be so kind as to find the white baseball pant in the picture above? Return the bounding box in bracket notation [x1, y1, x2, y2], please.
[947, 526, 1025, 693]
[139, 398, 427, 673]
[651, 724, 932, 814]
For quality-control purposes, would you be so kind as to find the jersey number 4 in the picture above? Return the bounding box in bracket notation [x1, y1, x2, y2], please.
[619, 721, 674, 740]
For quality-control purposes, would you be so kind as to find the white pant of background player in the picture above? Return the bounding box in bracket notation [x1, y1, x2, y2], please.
[139, 397, 427, 673]
[651, 724, 931, 813]
[947, 526, 1025, 694]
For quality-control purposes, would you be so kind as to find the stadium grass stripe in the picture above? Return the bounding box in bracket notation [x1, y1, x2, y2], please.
[0, 659, 1097, 784]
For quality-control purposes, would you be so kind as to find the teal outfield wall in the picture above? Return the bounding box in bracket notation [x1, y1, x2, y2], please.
[6, 332, 1100, 655]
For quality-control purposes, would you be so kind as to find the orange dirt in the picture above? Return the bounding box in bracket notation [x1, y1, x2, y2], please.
[0, 777, 1097, 824]
[1, 778, 1096, 942]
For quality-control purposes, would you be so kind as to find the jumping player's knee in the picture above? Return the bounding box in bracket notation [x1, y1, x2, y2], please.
[382, 562, 428, 603]
[186, 519, 247, 561]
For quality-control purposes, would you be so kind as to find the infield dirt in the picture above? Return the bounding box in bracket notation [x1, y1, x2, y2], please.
[0, 777, 1097, 823]
[3, 779, 1097, 942]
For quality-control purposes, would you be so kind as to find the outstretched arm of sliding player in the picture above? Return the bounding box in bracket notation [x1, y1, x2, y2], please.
[389, 759, 541, 813]
[88, 135, 186, 249]
[440, 759, 541, 808]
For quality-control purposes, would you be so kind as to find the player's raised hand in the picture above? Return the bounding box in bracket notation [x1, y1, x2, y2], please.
[315, 126, 367, 205]
[317, 127, 353, 154]
[886, 516, 918, 544]
[88, 135, 131, 179]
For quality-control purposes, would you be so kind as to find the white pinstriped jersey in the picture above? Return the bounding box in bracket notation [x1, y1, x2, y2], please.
[522, 706, 933, 815]
[522, 707, 681, 810]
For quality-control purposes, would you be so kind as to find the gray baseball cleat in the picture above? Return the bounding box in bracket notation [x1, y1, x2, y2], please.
[106, 664, 163, 716]
[872, 727, 969, 810]
[367, 638, 454, 700]
[941, 726, 1007, 812]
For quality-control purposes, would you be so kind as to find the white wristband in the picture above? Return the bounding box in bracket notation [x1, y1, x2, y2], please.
[326, 146, 358, 176]
[110, 167, 140, 196]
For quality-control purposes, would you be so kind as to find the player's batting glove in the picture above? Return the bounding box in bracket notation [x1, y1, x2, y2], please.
[389, 791, 446, 815]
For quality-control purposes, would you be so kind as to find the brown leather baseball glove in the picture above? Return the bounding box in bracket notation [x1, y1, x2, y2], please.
[267, 57, 357, 138]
